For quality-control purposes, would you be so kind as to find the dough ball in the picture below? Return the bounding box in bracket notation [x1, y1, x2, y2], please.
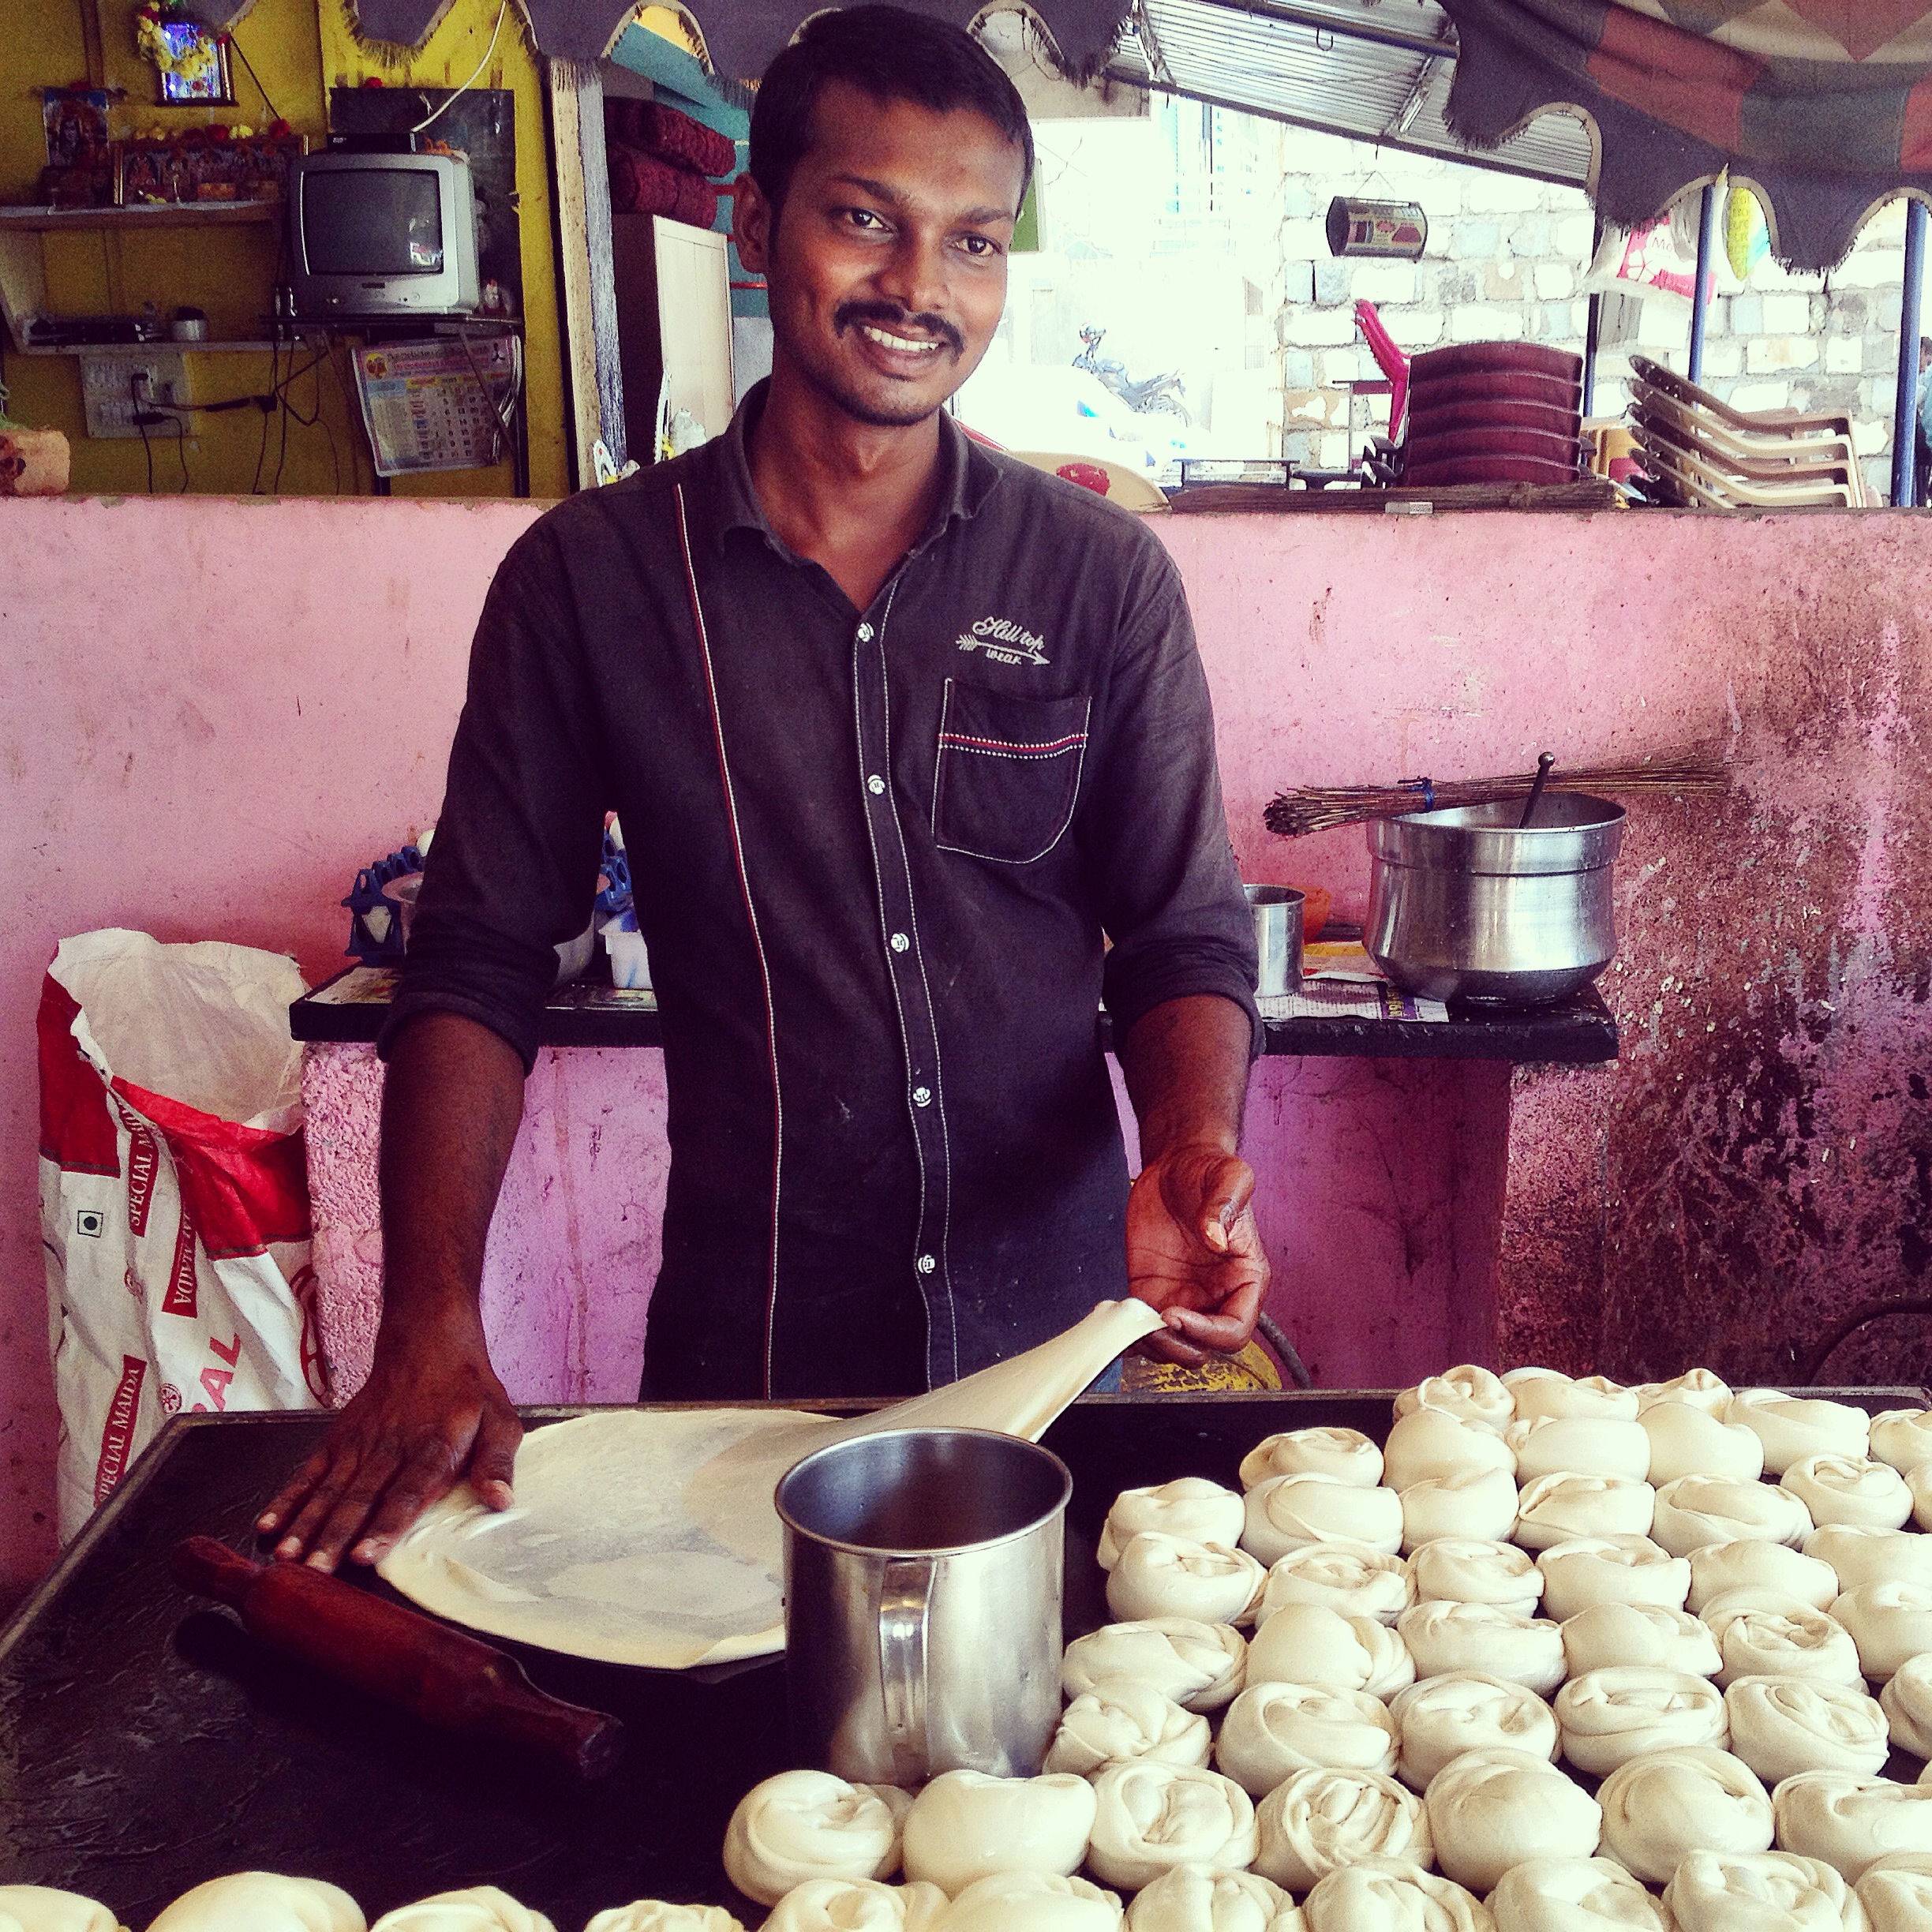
[1247, 1601, 1416, 1700]
[1124, 1864, 1297, 1932]
[1485, 1856, 1671, 1932]
[1402, 1470, 1522, 1553]
[1664, 1848, 1861, 1932]
[935, 1871, 1124, 1932]
[1243, 1476, 1402, 1566]
[1561, 1601, 1721, 1678]
[1252, 1767, 1433, 1892]
[721, 1771, 904, 1906]
[1857, 1855, 1932, 1932]
[1303, 1861, 1495, 1932]
[150, 1875, 366, 1932]
[1640, 1405, 1766, 1488]
[1062, 1619, 1249, 1713]
[1102, 1482, 1249, 1570]
[1596, 1747, 1773, 1885]
[1424, 1747, 1604, 1896]
[1395, 1368, 1517, 1436]
[1784, 1458, 1914, 1533]
[1537, 1537, 1690, 1622]
[1704, 1597, 1864, 1690]
[1391, 1672, 1561, 1792]
[1650, 1477, 1813, 1557]
[1398, 1601, 1567, 1696]
[1637, 1371, 1735, 1419]
[1831, 1582, 1932, 1683]
[1504, 1372, 1641, 1425]
[1412, 1539, 1544, 1617]
[1881, 1654, 1932, 1758]
[1506, 1419, 1653, 1486]
[1726, 1394, 1871, 1479]
[1260, 1546, 1414, 1627]
[1554, 1666, 1729, 1774]
[743, 1885, 940, 1932]
[1807, 1529, 1932, 1597]
[1773, 1772, 1932, 1883]
[1513, 1477, 1657, 1552]
[900, 1770, 1097, 1895]
[1870, 1414, 1932, 1477]
[1108, 1535, 1269, 1628]
[1911, 1470, 1932, 1537]
[1383, 1412, 1519, 1495]
[586, 1908, 746, 1931]
[1725, 1676, 1891, 1786]
[1214, 1680, 1399, 1791]
[1047, 1681, 1215, 1778]
[0, 1889, 126, 1932]
[1087, 1762, 1258, 1891]
[1690, 1541, 1841, 1616]
[1241, 1429, 1383, 1492]
[367, 1893, 551, 1932]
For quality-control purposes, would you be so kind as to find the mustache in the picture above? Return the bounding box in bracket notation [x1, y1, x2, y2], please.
[834, 301, 964, 356]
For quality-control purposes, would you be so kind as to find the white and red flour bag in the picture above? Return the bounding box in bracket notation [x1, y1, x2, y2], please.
[39, 929, 324, 1538]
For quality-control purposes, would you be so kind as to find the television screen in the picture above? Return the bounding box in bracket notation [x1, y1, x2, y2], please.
[301, 169, 444, 276]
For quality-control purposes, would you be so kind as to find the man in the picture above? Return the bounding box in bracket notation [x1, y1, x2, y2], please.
[263, 6, 1267, 1574]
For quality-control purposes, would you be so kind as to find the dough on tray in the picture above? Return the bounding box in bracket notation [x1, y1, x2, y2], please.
[1245, 1601, 1415, 1700]
[1688, 1542, 1840, 1616]
[1391, 1672, 1560, 1792]
[1504, 1371, 1640, 1424]
[1086, 1762, 1258, 1890]
[721, 1770, 906, 1906]
[148, 1875, 368, 1932]
[1102, 1481, 1249, 1570]
[1725, 1394, 1872, 1478]
[1536, 1536, 1690, 1621]
[1260, 1545, 1415, 1627]
[1664, 1848, 1862, 1932]
[1046, 1681, 1214, 1777]
[1485, 1855, 1672, 1932]
[1252, 1767, 1433, 1893]
[1638, 1370, 1735, 1418]
[1213, 1680, 1399, 1790]
[741, 1885, 940, 1932]
[1595, 1747, 1773, 1885]
[1506, 1419, 1653, 1485]
[1242, 1474, 1403, 1565]
[1411, 1539, 1542, 1616]
[1422, 1748, 1604, 1896]
[900, 1769, 1097, 1895]
[1881, 1654, 1932, 1758]
[1703, 1599, 1865, 1690]
[1398, 1600, 1567, 1695]
[1106, 1534, 1268, 1627]
[1400, 1470, 1522, 1552]
[1383, 1411, 1518, 1494]
[1512, 1477, 1657, 1552]
[1240, 1428, 1383, 1492]
[1394, 1368, 1517, 1435]
[1857, 1855, 1932, 1932]
[933, 1871, 1125, 1932]
[1830, 1582, 1932, 1683]
[1560, 1601, 1721, 1678]
[1724, 1676, 1891, 1785]
[1870, 1413, 1932, 1477]
[1649, 1477, 1813, 1556]
[1122, 1863, 1297, 1932]
[1807, 1527, 1932, 1597]
[1553, 1666, 1728, 1775]
[366, 1891, 553, 1932]
[1782, 1457, 1915, 1533]
[1639, 1404, 1765, 1487]
[1301, 1860, 1494, 1932]
[1772, 1772, 1932, 1883]
[1061, 1619, 1249, 1713]
[0, 1888, 127, 1932]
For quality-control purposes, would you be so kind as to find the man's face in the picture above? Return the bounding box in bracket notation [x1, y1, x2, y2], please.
[736, 80, 1024, 429]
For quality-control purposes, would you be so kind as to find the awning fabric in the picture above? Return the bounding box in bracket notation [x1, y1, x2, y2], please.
[1436, 0, 1932, 271]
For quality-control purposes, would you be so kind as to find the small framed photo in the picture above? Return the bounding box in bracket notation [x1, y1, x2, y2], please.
[152, 23, 234, 106]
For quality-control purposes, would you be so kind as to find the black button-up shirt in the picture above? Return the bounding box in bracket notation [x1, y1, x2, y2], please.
[387, 385, 1258, 1400]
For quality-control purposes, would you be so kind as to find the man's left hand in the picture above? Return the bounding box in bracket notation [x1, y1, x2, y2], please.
[1126, 1140, 1269, 1367]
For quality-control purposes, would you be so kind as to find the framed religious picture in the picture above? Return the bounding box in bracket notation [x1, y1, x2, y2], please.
[136, 11, 235, 106]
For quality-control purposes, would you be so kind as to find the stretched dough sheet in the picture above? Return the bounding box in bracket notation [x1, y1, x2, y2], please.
[379, 1298, 1164, 1670]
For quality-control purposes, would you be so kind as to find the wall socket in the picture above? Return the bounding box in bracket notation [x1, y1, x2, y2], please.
[79, 351, 191, 439]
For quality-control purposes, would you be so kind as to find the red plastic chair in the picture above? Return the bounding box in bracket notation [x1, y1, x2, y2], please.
[1355, 300, 1410, 440]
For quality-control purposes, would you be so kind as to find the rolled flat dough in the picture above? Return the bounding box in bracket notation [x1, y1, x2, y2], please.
[379, 1299, 1162, 1669]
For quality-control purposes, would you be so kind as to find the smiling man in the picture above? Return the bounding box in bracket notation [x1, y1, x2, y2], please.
[262, 6, 1268, 1572]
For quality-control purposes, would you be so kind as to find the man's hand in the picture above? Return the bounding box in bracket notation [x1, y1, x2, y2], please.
[1127, 1140, 1268, 1366]
[257, 1311, 521, 1571]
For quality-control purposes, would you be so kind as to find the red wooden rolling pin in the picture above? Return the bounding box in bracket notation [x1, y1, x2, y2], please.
[171, 1536, 625, 1779]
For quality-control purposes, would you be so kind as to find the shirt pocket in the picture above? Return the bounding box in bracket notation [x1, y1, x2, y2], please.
[931, 679, 1092, 865]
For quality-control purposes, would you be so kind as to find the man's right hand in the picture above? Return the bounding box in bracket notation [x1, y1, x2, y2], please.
[257, 1313, 522, 1573]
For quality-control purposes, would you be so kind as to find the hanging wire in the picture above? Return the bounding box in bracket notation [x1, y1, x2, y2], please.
[412, 0, 509, 134]
[227, 35, 283, 123]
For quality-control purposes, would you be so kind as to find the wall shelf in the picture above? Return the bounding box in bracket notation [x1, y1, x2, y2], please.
[9, 337, 316, 358]
[0, 201, 282, 232]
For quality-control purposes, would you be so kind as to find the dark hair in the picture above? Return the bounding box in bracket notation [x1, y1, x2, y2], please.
[750, 6, 1034, 219]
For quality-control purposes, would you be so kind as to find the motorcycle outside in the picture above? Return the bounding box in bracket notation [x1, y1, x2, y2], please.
[1073, 325, 1190, 424]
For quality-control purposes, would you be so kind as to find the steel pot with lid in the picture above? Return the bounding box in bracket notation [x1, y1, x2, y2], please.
[1365, 792, 1625, 1005]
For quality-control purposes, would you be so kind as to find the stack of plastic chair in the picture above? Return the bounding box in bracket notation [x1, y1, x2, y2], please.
[1402, 343, 1583, 486]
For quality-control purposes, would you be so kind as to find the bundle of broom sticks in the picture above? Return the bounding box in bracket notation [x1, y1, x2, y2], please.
[1264, 750, 1728, 838]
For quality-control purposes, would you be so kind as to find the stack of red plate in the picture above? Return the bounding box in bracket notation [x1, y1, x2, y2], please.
[1402, 343, 1582, 487]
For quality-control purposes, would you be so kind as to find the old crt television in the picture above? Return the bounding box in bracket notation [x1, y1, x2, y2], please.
[289, 152, 480, 318]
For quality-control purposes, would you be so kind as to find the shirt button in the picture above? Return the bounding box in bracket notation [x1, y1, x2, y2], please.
[913, 1085, 932, 1106]
[890, 932, 910, 953]
[867, 774, 886, 796]
[857, 622, 875, 642]
[916, 1254, 936, 1275]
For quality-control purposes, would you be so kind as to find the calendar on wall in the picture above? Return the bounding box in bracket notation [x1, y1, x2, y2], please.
[352, 336, 517, 477]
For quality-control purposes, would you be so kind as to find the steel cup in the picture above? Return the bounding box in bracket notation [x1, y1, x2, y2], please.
[775, 1427, 1072, 1786]
[1245, 884, 1305, 997]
